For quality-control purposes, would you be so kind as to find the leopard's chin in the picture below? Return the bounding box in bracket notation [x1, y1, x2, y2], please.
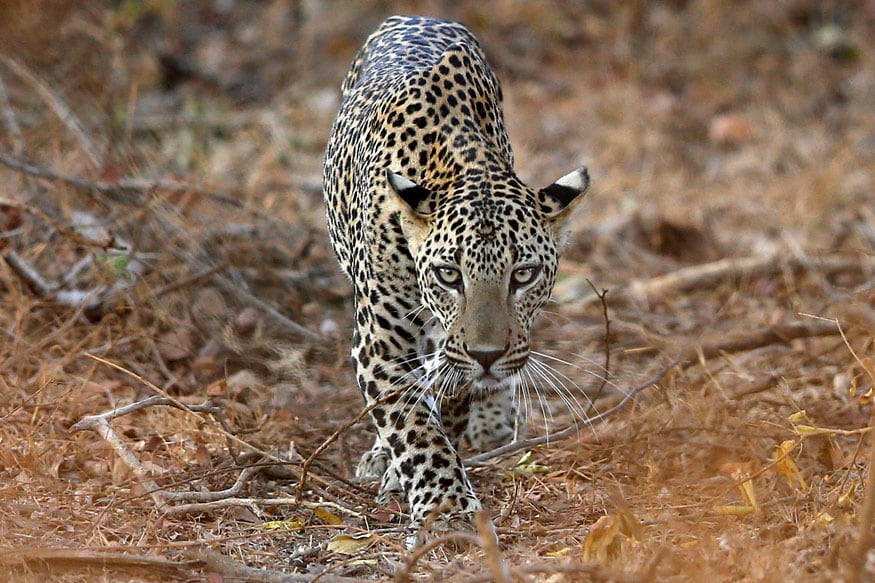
[468, 371, 516, 391]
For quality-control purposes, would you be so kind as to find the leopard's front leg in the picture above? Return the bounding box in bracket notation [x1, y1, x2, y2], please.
[352, 322, 480, 547]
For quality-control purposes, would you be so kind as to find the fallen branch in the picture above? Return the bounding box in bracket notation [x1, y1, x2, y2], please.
[0, 548, 203, 578]
[211, 272, 322, 341]
[0, 150, 242, 207]
[0, 55, 101, 168]
[162, 496, 361, 518]
[70, 395, 266, 506]
[72, 360, 371, 519]
[567, 252, 875, 312]
[0, 71, 25, 155]
[0, 197, 124, 250]
[694, 320, 840, 360]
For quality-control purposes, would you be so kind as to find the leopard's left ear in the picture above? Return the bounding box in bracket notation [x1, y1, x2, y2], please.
[539, 166, 590, 248]
[385, 169, 431, 252]
[539, 166, 590, 218]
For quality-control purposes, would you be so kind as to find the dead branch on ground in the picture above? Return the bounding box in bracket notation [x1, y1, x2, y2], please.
[70, 395, 265, 506]
[0, 152, 324, 340]
[162, 497, 360, 518]
[0, 149, 242, 206]
[0, 549, 203, 578]
[693, 320, 841, 361]
[0, 55, 101, 168]
[568, 252, 875, 312]
[0, 72, 25, 155]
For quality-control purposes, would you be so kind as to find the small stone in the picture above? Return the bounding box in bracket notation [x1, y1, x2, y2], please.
[708, 113, 755, 145]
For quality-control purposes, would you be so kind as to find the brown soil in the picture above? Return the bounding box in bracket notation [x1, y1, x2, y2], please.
[1, 1, 874, 581]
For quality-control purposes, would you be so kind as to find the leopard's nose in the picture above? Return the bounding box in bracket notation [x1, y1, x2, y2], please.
[464, 345, 505, 372]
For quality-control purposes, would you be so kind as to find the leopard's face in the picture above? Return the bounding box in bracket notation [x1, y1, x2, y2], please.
[387, 168, 586, 387]
[419, 209, 557, 386]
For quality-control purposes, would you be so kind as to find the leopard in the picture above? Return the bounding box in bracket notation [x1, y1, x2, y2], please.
[322, 15, 589, 547]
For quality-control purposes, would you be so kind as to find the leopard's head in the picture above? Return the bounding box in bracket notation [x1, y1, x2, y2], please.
[385, 165, 589, 386]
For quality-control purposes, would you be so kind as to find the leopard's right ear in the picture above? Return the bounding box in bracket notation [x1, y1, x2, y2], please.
[386, 170, 431, 216]
[385, 170, 431, 252]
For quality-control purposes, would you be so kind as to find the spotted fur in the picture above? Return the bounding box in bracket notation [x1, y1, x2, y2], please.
[323, 15, 589, 546]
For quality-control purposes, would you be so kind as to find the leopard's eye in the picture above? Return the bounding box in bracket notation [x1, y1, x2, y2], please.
[511, 265, 541, 288]
[434, 266, 462, 289]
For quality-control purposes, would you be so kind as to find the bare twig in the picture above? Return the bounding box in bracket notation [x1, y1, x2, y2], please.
[0, 196, 124, 250]
[70, 395, 266, 505]
[0, 55, 101, 168]
[70, 395, 223, 431]
[69, 400, 166, 506]
[4, 250, 58, 296]
[0, 71, 25, 155]
[394, 531, 482, 582]
[586, 278, 611, 412]
[296, 387, 414, 500]
[211, 273, 322, 341]
[163, 497, 361, 517]
[475, 511, 510, 583]
[0, 150, 243, 207]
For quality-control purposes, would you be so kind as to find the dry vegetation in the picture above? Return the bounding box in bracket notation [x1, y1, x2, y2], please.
[1, 0, 874, 581]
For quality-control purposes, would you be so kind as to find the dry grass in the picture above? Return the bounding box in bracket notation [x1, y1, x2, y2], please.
[1, 0, 874, 581]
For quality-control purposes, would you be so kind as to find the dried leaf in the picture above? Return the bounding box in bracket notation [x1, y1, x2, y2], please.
[787, 410, 809, 424]
[775, 440, 807, 492]
[813, 511, 834, 528]
[546, 547, 572, 557]
[837, 485, 856, 509]
[327, 533, 375, 555]
[314, 507, 342, 525]
[713, 505, 755, 517]
[510, 451, 550, 476]
[262, 517, 304, 530]
[193, 287, 228, 319]
[156, 328, 193, 361]
[732, 469, 759, 511]
[582, 515, 622, 564]
[616, 507, 645, 541]
[195, 444, 211, 467]
[708, 113, 755, 145]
